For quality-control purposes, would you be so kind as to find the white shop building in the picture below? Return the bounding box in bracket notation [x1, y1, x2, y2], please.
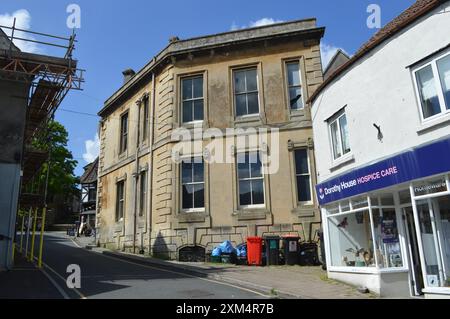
[310, 0, 450, 298]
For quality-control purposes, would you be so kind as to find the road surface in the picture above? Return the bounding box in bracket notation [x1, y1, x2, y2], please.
[37, 232, 267, 299]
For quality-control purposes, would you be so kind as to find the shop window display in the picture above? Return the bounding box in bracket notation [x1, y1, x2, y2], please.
[328, 210, 376, 267]
[372, 208, 403, 268]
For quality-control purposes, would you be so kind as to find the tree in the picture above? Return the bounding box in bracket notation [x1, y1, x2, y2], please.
[32, 120, 80, 222]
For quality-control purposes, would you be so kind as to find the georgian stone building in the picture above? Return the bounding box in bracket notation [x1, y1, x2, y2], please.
[97, 19, 325, 260]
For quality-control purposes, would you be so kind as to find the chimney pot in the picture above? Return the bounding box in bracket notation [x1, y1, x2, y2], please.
[122, 68, 136, 84]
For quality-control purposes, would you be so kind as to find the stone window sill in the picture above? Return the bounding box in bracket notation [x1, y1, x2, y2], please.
[176, 211, 208, 223]
[233, 208, 270, 221]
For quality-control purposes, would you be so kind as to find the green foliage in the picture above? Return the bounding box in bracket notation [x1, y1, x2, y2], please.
[32, 120, 80, 201]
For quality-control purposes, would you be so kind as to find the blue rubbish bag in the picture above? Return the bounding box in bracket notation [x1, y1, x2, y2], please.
[236, 243, 247, 257]
[212, 247, 222, 257]
[218, 240, 236, 254]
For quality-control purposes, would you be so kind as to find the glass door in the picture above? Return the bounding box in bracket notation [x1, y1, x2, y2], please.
[415, 199, 449, 288]
[403, 206, 424, 296]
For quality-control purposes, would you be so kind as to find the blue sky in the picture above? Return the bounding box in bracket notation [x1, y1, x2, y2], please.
[0, 0, 415, 176]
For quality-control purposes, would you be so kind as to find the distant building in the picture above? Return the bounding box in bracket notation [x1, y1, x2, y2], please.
[323, 49, 350, 81]
[80, 158, 99, 230]
[311, 0, 450, 298]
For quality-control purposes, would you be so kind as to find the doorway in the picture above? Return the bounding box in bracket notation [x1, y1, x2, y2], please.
[403, 207, 425, 296]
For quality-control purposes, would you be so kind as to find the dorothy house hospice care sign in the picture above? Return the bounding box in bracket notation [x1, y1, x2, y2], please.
[316, 137, 450, 205]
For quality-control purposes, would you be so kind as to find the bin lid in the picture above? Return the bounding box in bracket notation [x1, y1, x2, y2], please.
[247, 237, 263, 242]
[282, 235, 300, 239]
[263, 235, 280, 240]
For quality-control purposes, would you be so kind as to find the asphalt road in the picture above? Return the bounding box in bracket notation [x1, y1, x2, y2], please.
[38, 232, 267, 299]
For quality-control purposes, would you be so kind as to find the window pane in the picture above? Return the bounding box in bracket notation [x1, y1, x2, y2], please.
[297, 175, 311, 202]
[193, 161, 204, 183]
[234, 70, 246, 94]
[294, 149, 309, 175]
[249, 152, 262, 178]
[330, 121, 341, 159]
[239, 180, 251, 206]
[182, 162, 192, 184]
[416, 65, 441, 118]
[193, 100, 204, 121]
[235, 94, 247, 116]
[247, 93, 259, 115]
[289, 87, 303, 110]
[339, 115, 351, 154]
[237, 153, 249, 179]
[437, 54, 450, 109]
[182, 184, 194, 209]
[182, 78, 192, 100]
[183, 101, 193, 123]
[193, 184, 205, 208]
[251, 179, 264, 205]
[246, 69, 258, 92]
[193, 77, 203, 98]
[417, 201, 442, 285]
[372, 209, 403, 268]
[328, 211, 375, 267]
[287, 62, 301, 86]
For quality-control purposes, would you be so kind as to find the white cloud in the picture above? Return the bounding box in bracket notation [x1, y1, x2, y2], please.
[0, 9, 40, 53]
[320, 42, 349, 70]
[231, 18, 284, 30]
[83, 134, 100, 164]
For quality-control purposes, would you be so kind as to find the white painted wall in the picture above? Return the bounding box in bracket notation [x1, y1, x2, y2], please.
[312, 3, 450, 183]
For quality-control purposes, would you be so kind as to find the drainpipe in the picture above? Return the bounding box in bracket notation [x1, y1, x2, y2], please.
[133, 98, 142, 254]
[147, 72, 156, 255]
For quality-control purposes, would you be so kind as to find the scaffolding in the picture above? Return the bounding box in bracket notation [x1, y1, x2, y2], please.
[0, 19, 84, 269]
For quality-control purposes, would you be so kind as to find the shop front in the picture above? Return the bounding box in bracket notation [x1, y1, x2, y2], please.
[317, 137, 450, 298]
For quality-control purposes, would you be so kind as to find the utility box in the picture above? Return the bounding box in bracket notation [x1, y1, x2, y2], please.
[264, 236, 280, 266]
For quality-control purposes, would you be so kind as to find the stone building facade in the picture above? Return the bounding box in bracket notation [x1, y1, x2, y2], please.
[97, 19, 325, 260]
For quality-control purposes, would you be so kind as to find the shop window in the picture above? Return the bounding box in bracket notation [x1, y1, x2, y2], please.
[413, 51, 450, 120]
[326, 204, 340, 215]
[181, 157, 205, 211]
[372, 208, 403, 268]
[379, 193, 394, 206]
[351, 196, 368, 210]
[340, 200, 350, 212]
[327, 210, 376, 267]
[413, 178, 447, 197]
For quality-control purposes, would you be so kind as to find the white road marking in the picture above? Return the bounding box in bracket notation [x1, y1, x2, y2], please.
[32, 239, 87, 301]
[40, 267, 70, 300]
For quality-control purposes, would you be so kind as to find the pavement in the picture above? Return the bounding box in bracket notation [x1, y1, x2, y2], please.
[0, 254, 62, 299]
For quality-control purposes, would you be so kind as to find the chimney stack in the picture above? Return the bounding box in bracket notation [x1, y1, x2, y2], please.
[122, 68, 136, 84]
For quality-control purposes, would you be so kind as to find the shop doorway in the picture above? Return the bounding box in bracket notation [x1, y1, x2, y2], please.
[403, 207, 425, 296]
